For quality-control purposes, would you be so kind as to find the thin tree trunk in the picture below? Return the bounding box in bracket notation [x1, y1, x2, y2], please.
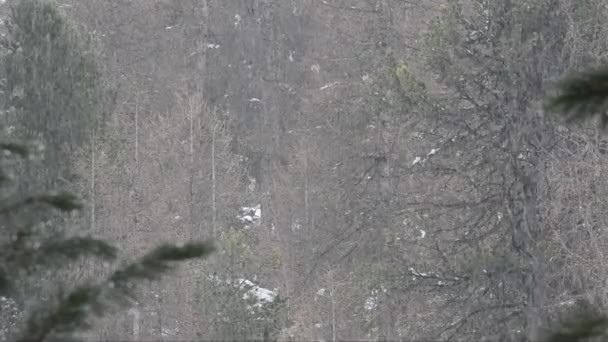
[211, 122, 217, 235]
[191, 0, 209, 239]
[133, 95, 140, 231]
[189, 94, 195, 236]
[328, 267, 337, 342]
[135, 95, 139, 164]
[90, 131, 96, 231]
[304, 143, 309, 230]
[507, 116, 545, 341]
[127, 307, 140, 338]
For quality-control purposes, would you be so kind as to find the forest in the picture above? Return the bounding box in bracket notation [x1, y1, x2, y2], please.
[2, 0, 608, 341]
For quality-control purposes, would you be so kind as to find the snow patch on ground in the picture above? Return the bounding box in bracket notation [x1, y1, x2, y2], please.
[237, 278, 277, 307]
[365, 290, 378, 311]
[412, 147, 440, 166]
[239, 205, 261, 227]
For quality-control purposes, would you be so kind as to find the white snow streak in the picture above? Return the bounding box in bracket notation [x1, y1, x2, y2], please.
[320, 82, 339, 90]
[418, 229, 426, 239]
[413, 147, 440, 166]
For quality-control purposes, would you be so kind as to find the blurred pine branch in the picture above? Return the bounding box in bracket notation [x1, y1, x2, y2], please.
[544, 66, 608, 340]
[546, 67, 608, 130]
[16, 242, 215, 342]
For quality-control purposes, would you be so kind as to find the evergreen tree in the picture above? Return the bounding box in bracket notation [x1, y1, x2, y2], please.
[0, 1, 215, 341]
[0, 0, 102, 189]
[0, 0, 107, 321]
[0, 138, 214, 342]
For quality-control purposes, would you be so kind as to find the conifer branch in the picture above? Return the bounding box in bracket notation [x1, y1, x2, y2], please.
[0, 237, 117, 282]
[544, 312, 608, 342]
[0, 142, 33, 158]
[17, 286, 102, 342]
[0, 192, 82, 215]
[15, 241, 215, 342]
[37, 238, 117, 262]
[546, 67, 608, 129]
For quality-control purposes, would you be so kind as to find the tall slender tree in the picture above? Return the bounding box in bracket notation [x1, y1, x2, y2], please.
[1, 0, 102, 190]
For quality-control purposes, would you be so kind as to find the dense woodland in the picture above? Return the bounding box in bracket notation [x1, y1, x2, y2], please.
[2, 0, 608, 341]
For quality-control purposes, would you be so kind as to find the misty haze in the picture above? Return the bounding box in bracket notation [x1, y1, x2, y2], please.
[2, 0, 608, 341]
